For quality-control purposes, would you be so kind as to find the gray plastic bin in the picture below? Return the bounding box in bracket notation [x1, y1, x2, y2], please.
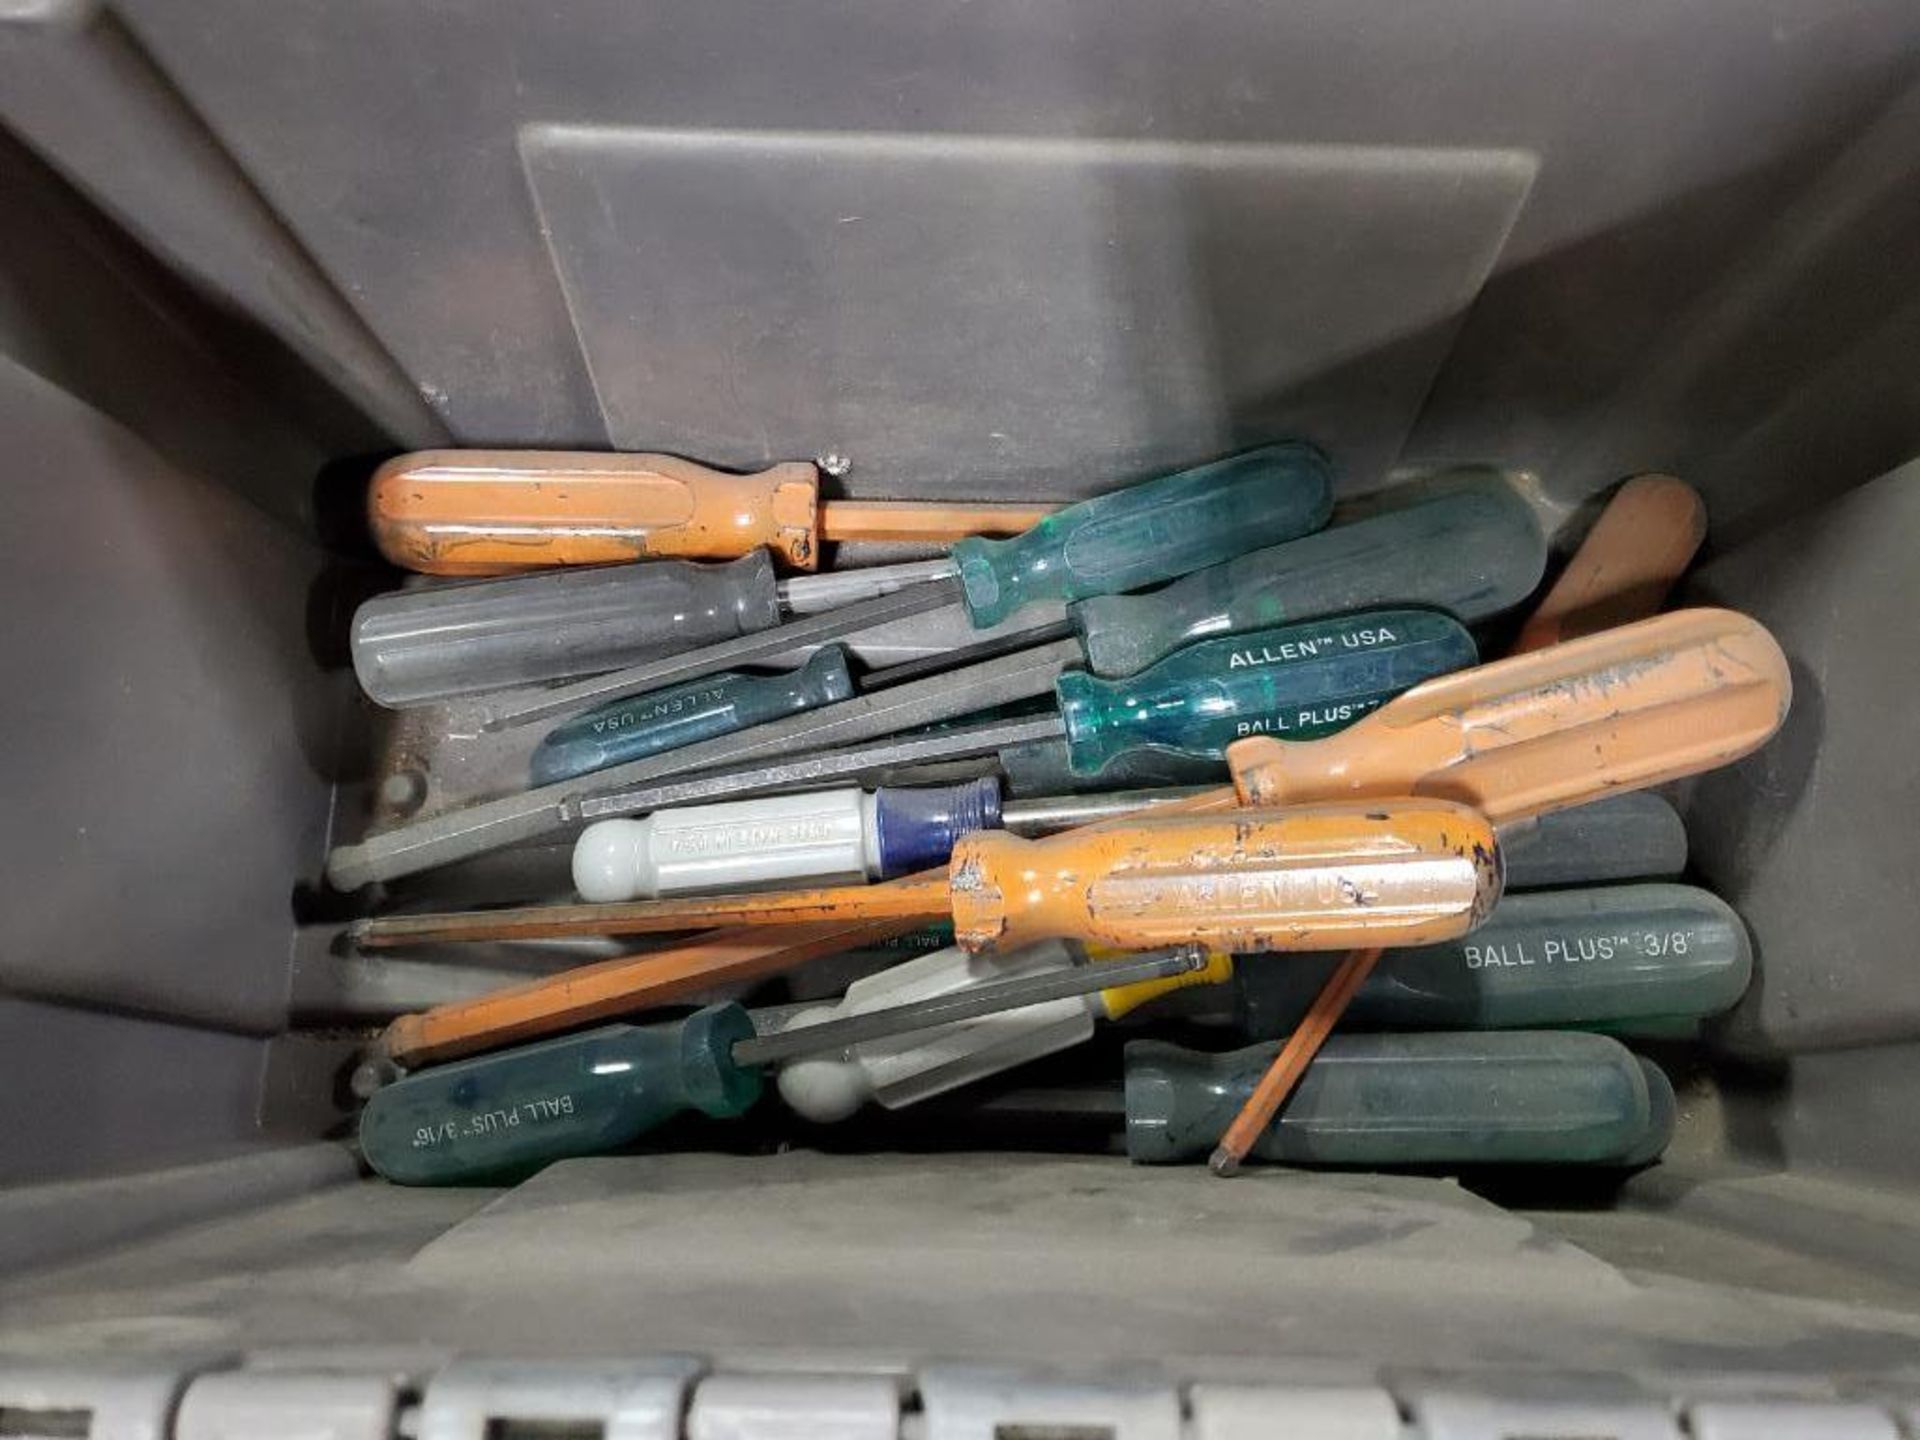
[2, 1, 1918, 1432]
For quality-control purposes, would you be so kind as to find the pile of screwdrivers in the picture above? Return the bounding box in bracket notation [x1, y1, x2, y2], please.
[329, 449, 1786, 1185]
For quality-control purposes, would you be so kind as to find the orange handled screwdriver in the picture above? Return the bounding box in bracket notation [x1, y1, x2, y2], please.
[369, 449, 1058, 575]
[1229, 606, 1786, 822]
[377, 803, 1498, 1068]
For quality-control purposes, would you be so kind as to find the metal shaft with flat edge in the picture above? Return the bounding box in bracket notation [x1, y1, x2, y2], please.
[479, 578, 966, 731]
[326, 638, 1085, 889]
[572, 715, 1068, 822]
[731, 947, 1207, 1066]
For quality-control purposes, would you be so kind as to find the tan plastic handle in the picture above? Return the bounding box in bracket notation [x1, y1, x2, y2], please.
[1513, 474, 1706, 653]
[368, 449, 822, 574]
[1229, 607, 1790, 826]
[947, 801, 1501, 954]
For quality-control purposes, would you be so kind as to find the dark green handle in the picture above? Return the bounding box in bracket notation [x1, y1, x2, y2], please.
[1233, 883, 1750, 1036]
[1124, 1030, 1653, 1166]
[359, 1005, 760, 1185]
[1054, 608, 1475, 776]
[1072, 480, 1544, 677]
[530, 646, 856, 785]
[950, 443, 1334, 628]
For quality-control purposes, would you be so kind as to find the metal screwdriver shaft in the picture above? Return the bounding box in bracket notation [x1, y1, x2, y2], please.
[731, 948, 1208, 1066]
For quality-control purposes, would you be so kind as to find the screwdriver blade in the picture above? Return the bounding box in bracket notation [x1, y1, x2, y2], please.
[776, 559, 957, 615]
[574, 714, 1070, 822]
[731, 946, 1208, 1067]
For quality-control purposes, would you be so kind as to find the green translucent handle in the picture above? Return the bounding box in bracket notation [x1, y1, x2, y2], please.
[1073, 480, 1543, 678]
[529, 646, 855, 785]
[1124, 1030, 1651, 1166]
[359, 1005, 761, 1185]
[1234, 883, 1751, 1036]
[950, 443, 1334, 628]
[1054, 607, 1475, 776]
[997, 738, 1225, 797]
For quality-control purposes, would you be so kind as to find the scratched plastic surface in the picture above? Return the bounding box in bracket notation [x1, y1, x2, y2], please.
[1055, 607, 1476, 776]
[530, 646, 856, 785]
[950, 442, 1334, 628]
[1492, 791, 1688, 889]
[359, 1006, 760, 1185]
[351, 552, 781, 706]
[1229, 883, 1752, 1037]
[1124, 1030, 1653, 1165]
[1072, 480, 1545, 677]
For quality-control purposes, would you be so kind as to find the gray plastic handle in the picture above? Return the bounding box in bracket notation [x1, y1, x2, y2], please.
[351, 552, 782, 707]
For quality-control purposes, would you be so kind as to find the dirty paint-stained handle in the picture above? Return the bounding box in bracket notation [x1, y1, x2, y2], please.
[946, 802, 1502, 954]
[1513, 474, 1706, 653]
[369, 449, 823, 573]
[1228, 608, 1790, 826]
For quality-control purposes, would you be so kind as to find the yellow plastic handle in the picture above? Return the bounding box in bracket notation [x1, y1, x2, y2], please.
[1092, 946, 1235, 1019]
[1228, 607, 1789, 826]
[368, 449, 821, 574]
